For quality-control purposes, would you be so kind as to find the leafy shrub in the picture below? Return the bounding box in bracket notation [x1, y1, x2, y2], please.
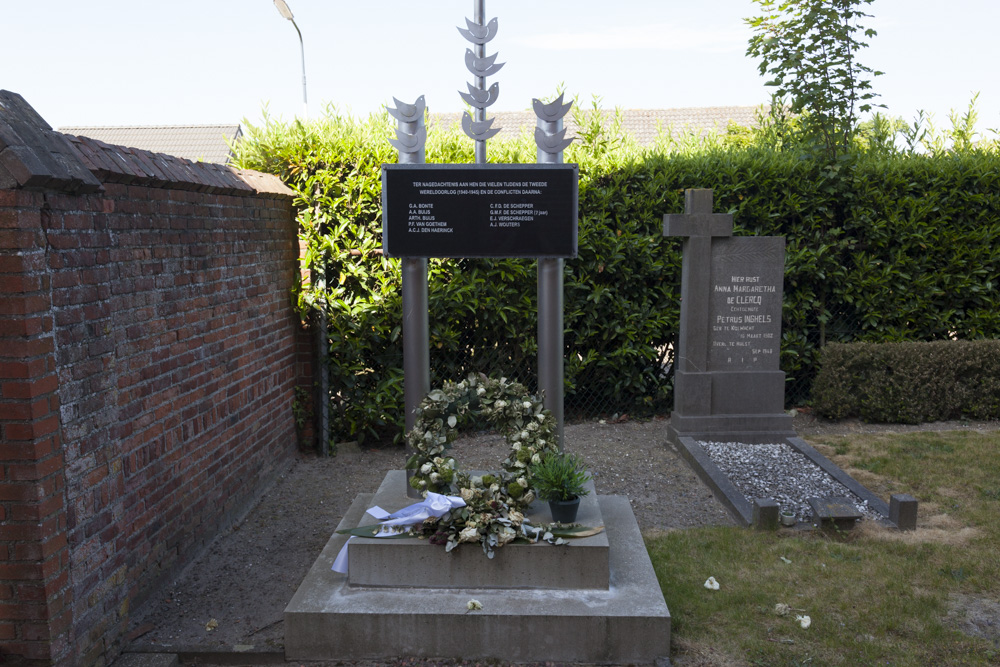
[813, 340, 1000, 422]
[233, 103, 1000, 444]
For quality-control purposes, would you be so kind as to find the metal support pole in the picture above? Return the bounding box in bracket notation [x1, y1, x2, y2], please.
[537, 114, 565, 449]
[474, 0, 486, 164]
[395, 108, 428, 497]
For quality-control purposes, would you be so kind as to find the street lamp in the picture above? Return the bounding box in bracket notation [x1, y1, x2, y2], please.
[273, 0, 308, 118]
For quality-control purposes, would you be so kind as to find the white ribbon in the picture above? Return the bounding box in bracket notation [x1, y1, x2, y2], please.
[331, 492, 466, 573]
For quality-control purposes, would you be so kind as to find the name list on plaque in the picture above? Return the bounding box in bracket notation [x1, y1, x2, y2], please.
[708, 237, 785, 371]
[382, 164, 578, 258]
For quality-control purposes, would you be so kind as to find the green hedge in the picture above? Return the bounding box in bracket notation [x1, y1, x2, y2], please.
[232, 108, 1000, 441]
[812, 340, 1000, 422]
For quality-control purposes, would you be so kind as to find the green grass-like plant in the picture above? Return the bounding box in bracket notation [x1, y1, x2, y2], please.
[529, 452, 592, 502]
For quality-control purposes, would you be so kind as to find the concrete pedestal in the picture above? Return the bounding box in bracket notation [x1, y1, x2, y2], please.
[284, 471, 670, 664]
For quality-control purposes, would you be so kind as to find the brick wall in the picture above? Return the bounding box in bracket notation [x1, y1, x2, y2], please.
[0, 91, 307, 665]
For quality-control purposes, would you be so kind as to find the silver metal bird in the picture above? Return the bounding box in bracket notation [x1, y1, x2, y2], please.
[532, 93, 573, 123]
[462, 112, 501, 141]
[457, 17, 499, 44]
[389, 125, 426, 154]
[458, 82, 500, 109]
[386, 95, 426, 123]
[534, 126, 574, 154]
[465, 49, 505, 77]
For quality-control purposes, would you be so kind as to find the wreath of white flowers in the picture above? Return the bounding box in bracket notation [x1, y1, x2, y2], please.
[403, 374, 561, 556]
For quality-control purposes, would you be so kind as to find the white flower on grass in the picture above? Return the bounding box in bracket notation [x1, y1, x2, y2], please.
[467, 599, 483, 611]
[775, 603, 791, 616]
[780, 556, 792, 564]
[796, 614, 811, 629]
[704, 576, 720, 590]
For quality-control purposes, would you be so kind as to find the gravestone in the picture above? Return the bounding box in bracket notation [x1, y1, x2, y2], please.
[664, 188, 793, 444]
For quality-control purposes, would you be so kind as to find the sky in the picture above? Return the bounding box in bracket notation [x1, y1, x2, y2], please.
[2, 0, 998, 137]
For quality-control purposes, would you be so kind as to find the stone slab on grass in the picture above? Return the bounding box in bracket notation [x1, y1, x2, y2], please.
[808, 496, 863, 530]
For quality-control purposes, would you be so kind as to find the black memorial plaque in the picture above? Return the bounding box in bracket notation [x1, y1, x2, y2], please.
[708, 236, 785, 371]
[382, 163, 578, 258]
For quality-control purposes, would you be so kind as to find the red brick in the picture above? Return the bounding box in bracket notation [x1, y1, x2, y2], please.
[0, 230, 43, 250]
[0, 293, 50, 316]
[0, 562, 44, 581]
[0, 622, 15, 640]
[10, 495, 64, 522]
[19, 622, 52, 642]
[0, 358, 49, 380]
[1, 374, 58, 399]
[0, 438, 55, 462]
[4, 415, 59, 441]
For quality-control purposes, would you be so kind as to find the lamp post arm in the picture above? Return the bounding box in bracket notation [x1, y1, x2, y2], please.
[289, 18, 308, 117]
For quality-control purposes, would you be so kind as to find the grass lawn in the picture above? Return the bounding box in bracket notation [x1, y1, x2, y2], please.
[646, 429, 1000, 666]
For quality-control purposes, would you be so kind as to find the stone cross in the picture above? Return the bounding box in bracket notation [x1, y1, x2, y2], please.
[663, 189, 733, 417]
[663, 188, 793, 443]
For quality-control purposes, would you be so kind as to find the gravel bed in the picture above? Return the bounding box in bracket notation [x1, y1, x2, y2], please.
[699, 440, 879, 522]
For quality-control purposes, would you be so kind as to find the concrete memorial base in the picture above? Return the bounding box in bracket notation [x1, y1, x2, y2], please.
[285, 471, 670, 664]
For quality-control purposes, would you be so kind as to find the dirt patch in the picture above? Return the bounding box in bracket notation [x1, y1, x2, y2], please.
[946, 594, 1000, 648]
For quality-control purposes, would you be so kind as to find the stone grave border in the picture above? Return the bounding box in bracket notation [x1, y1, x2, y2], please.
[674, 435, 918, 530]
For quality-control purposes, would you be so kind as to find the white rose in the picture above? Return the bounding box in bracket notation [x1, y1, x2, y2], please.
[512, 442, 521, 451]
[430, 472, 441, 484]
[458, 526, 480, 543]
[508, 510, 524, 525]
[520, 430, 529, 440]
[460, 487, 475, 502]
[494, 400, 506, 409]
[517, 476, 528, 488]
[477, 387, 486, 396]
[420, 463, 433, 474]
[523, 401, 532, 409]
[531, 453, 541, 464]
[496, 525, 516, 546]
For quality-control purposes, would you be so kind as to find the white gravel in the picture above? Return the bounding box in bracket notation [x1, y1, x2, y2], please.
[698, 440, 879, 522]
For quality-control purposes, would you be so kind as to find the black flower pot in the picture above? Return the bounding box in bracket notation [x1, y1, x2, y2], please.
[549, 496, 581, 523]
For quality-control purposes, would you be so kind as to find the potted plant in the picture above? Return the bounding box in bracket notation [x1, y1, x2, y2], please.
[780, 509, 797, 527]
[529, 452, 592, 523]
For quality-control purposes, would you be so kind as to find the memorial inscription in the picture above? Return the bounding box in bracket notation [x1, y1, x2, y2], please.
[383, 163, 578, 258]
[708, 237, 785, 371]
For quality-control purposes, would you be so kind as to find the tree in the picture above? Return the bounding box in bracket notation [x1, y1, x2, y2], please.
[746, 0, 884, 160]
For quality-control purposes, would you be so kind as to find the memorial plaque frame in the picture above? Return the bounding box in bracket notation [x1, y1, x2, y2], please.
[382, 163, 578, 259]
